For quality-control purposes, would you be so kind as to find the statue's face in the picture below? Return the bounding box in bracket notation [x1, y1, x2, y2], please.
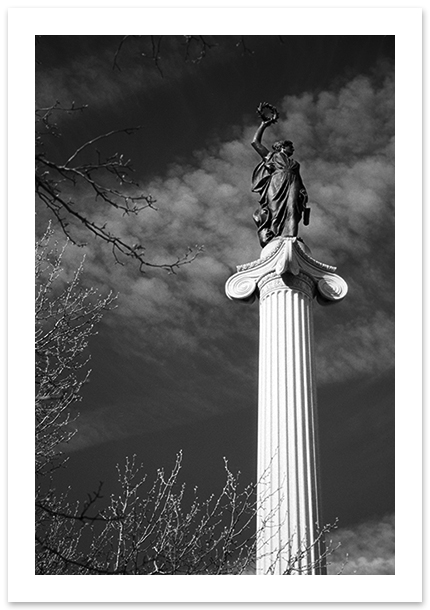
[281, 142, 294, 156]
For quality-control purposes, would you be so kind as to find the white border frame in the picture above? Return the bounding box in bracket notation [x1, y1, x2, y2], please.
[8, 5, 422, 603]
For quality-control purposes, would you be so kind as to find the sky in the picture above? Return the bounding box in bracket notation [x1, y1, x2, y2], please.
[34, 34, 397, 576]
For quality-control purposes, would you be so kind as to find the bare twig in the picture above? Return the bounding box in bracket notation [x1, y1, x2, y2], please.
[183, 36, 218, 63]
[35, 226, 116, 476]
[112, 35, 132, 71]
[35, 104, 203, 273]
[236, 36, 255, 56]
[37, 445, 339, 575]
[150, 35, 163, 77]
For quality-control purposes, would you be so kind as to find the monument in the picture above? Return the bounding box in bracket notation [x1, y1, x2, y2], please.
[225, 103, 348, 575]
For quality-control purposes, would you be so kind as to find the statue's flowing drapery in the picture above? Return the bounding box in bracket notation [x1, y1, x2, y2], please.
[252, 151, 308, 247]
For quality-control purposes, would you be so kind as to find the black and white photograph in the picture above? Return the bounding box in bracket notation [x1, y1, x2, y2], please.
[7, 5, 422, 604]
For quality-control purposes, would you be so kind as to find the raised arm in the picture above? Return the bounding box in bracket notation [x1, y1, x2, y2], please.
[251, 120, 271, 159]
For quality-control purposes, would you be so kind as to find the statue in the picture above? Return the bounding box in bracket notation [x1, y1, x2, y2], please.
[251, 102, 310, 248]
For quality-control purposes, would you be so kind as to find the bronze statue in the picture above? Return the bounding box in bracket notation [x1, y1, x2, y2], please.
[251, 102, 309, 247]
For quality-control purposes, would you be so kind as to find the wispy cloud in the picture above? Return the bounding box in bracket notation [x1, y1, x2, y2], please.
[214, 514, 395, 575]
[327, 514, 395, 575]
[36, 36, 240, 114]
[36, 38, 170, 109]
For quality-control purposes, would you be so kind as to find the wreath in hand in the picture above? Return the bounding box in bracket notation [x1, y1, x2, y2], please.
[256, 102, 279, 124]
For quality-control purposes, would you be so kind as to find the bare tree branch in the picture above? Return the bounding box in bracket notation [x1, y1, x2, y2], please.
[35, 104, 203, 273]
[35, 226, 116, 477]
[236, 36, 255, 56]
[112, 35, 133, 71]
[183, 36, 218, 63]
[37, 439, 339, 574]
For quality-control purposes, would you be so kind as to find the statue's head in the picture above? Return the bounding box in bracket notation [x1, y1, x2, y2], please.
[272, 140, 293, 152]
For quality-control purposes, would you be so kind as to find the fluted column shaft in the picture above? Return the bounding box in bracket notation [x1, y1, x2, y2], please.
[225, 237, 348, 576]
[256, 273, 325, 575]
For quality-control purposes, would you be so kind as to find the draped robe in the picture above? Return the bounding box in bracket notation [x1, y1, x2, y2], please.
[252, 151, 308, 247]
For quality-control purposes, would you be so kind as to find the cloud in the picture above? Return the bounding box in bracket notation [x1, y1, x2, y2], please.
[35, 36, 243, 116]
[216, 514, 395, 575]
[327, 514, 395, 575]
[314, 310, 395, 383]
[36, 38, 168, 109]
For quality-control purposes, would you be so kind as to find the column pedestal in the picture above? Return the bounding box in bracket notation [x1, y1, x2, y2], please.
[225, 237, 347, 575]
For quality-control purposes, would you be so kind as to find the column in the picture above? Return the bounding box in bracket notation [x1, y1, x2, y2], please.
[257, 271, 323, 574]
[225, 237, 348, 575]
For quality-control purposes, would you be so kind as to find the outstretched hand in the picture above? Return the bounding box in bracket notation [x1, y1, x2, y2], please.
[257, 102, 279, 126]
[261, 117, 275, 127]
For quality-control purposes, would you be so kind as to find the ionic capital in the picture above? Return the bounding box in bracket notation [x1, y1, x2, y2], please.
[225, 237, 348, 305]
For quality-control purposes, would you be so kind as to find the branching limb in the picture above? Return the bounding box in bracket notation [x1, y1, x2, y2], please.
[236, 36, 255, 56]
[36, 105, 203, 272]
[35, 226, 116, 476]
[183, 36, 218, 63]
[112, 35, 133, 71]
